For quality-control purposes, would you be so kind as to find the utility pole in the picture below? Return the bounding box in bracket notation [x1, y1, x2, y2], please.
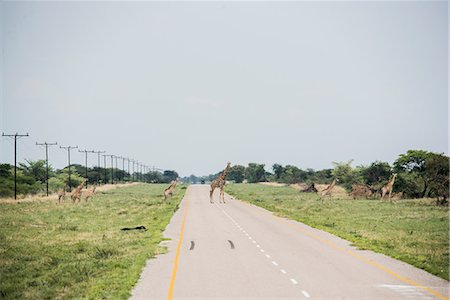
[36, 141, 57, 196]
[132, 160, 136, 182]
[2, 132, 29, 200]
[92, 150, 106, 184]
[102, 154, 108, 184]
[119, 156, 125, 183]
[106, 155, 115, 184]
[92, 150, 106, 168]
[126, 158, 131, 182]
[78, 149, 95, 188]
[60, 145, 78, 191]
[114, 156, 118, 183]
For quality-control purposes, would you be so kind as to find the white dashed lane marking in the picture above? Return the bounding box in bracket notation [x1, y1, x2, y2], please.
[216, 204, 310, 298]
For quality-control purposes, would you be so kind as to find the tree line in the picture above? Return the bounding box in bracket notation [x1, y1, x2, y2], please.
[182, 150, 449, 202]
[0, 161, 179, 198]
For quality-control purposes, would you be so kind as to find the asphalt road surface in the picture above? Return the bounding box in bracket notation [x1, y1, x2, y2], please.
[131, 185, 449, 300]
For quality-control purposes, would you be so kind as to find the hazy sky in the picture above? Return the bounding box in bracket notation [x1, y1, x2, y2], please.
[0, 1, 448, 177]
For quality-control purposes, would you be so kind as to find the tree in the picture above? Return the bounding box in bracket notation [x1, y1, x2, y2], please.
[272, 164, 284, 180]
[19, 159, 51, 183]
[424, 153, 449, 204]
[394, 150, 433, 197]
[228, 165, 245, 183]
[331, 160, 362, 191]
[361, 161, 392, 186]
[394, 150, 432, 173]
[280, 165, 307, 184]
[245, 163, 266, 183]
[163, 170, 178, 183]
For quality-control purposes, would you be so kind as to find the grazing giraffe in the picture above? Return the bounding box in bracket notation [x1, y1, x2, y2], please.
[57, 186, 67, 204]
[210, 162, 231, 204]
[71, 180, 86, 204]
[164, 180, 178, 201]
[381, 173, 397, 201]
[320, 178, 339, 197]
[83, 185, 97, 202]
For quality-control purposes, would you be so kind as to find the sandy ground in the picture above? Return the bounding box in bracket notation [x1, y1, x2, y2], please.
[0, 182, 141, 204]
[261, 182, 350, 198]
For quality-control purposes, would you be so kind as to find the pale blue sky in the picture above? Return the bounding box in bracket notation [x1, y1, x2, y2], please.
[0, 1, 448, 176]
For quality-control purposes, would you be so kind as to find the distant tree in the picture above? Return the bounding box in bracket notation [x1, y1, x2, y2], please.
[313, 169, 333, 183]
[394, 150, 434, 198]
[19, 159, 51, 183]
[245, 163, 266, 183]
[163, 170, 179, 183]
[272, 164, 284, 180]
[280, 165, 307, 184]
[424, 153, 449, 204]
[56, 168, 85, 189]
[361, 161, 392, 186]
[228, 165, 245, 183]
[0, 164, 12, 178]
[331, 160, 362, 191]
[394, 150, 432, 173]
[146, 171, 164, 183]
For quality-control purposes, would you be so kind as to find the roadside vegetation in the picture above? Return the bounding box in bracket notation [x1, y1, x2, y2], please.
[225, 183, 449, 281]
[0, 183, 185, 299]
[185, 150, 449, 204]
[0, 161, 179, 198]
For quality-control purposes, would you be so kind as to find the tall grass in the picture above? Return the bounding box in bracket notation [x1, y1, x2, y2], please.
[225, 183, 449, 281]
[0, 183, 186, 299]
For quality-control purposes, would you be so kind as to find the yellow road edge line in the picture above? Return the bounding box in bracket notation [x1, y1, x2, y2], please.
[167, 189, 190, 300]
[235, 198, 448, 300]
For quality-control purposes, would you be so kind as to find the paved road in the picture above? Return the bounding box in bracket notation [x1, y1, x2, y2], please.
[131, 185, 449, 300]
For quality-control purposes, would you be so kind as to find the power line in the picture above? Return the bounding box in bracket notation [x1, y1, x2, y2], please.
[102, 154, 109, 184]
[60, 145, 78, 192]
[104, 154, 115, 184]
[36, 141, 58, 196]
[92, 150, 106, 184]
[78, 149, 95, 188]
[92, 150, 106, 168]
[2, 132, 29, 199]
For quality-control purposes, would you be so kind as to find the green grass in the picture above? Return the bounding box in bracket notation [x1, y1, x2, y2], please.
[225, 183, 449, 281]
[0, 183, 186, 299]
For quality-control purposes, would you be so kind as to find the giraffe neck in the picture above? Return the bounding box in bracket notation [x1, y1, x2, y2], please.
[221, 164, 230, 179]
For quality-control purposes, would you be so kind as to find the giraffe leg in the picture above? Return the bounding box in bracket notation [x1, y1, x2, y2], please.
[210, 187, 215, 203]
[220, 188, 225, 204]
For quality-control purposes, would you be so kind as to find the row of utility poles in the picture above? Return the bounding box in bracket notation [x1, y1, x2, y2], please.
[2, 132, 158, 199]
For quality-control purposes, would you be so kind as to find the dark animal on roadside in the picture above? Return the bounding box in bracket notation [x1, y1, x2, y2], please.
[301, 183, 318, 193]
[121, 226, 147, 231]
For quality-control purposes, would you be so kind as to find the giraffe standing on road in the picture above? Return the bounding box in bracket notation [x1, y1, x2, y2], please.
[210, 162, 231, 204]
[71, 180, 86, 204]
[381, 173, 397, 201]
[320, 178, 339, 197]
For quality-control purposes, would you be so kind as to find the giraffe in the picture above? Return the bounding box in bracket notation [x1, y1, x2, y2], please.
[71, 180, 86, 204]
[381, 173, 397, 201]
[210, 162, 231, 204]
[83, 185, 97, 202]
[57, 186, 67, 204]
[164, 180, 178, 201]
[320, 178, 339, 197]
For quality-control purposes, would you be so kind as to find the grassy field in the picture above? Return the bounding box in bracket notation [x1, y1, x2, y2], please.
[225, 183, 449, 281]
[0, 183, 186, 299]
